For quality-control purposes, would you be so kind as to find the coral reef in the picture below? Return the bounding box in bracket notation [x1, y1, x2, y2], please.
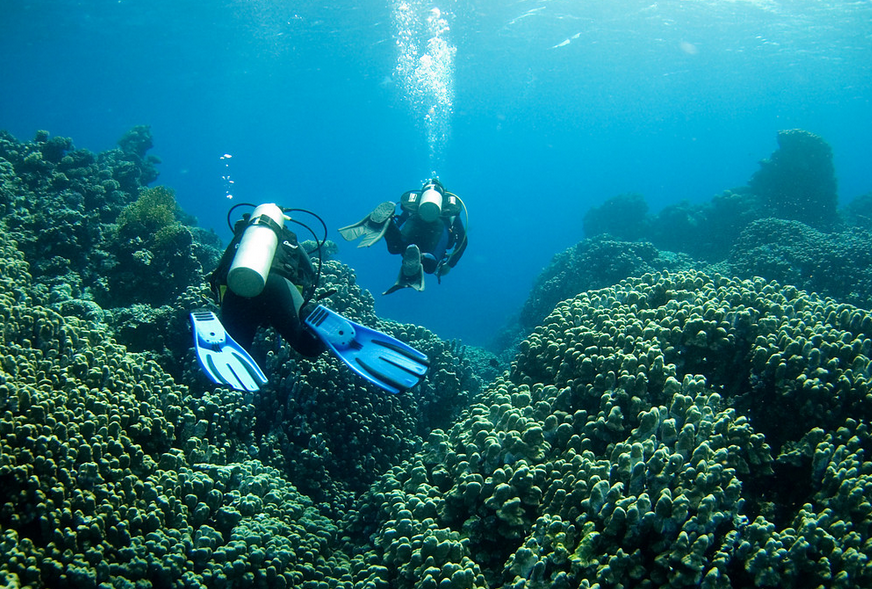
[237, 258, 481, 514]
[549, 130, 868, 357]
[343, 270, 872, 588]
[0, 128, 219, 316]
[518, 235, 699, 331]
[103, 185, 209, 308]
[645, 189, 768, 262]
[0, 127, 483, 587]
[748, 129, 838, 231]
[842, 192, 872, 231]
[581, 193, 648, 243]
[4, 123, 872, 588]
[0, 229, 346, 588]
[0, 129, 223, 381]
[727, 218, 872, 312]
[582, 129, 841, 263]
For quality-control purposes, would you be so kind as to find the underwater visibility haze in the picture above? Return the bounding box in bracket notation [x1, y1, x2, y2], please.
[2, 0, 870, 345]
[4, 1, 872, 588]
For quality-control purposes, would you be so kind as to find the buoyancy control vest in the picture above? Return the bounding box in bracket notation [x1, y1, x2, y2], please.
[399, 186, 462, 220]
[209, 210, 317, 303]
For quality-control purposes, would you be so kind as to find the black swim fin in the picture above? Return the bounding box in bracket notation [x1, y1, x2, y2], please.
[338, 201, 396, 248]
[383, 244, 425, 295]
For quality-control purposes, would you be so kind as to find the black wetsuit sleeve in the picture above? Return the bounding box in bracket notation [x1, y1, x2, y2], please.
[297, 246, 318, 302]
[384, 212, 408, 255]
[209, 233, 242, 294]
[445, 217, 467, 268]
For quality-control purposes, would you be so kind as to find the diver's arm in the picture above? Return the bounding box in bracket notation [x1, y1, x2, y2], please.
[208, 232, 243, 295]
[444, 217, 467, 268]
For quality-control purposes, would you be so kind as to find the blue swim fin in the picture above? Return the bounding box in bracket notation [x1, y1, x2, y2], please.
[190, 309, 269, 392]
[304, 305, 430, 394]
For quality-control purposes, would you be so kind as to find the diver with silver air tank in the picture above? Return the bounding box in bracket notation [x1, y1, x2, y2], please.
[190, 202, 429, 394]
[338, 178, 468, 295]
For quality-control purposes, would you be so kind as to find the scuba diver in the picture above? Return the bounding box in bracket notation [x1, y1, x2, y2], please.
[338, 178, 468, 295]
[190, 202, 429, 394]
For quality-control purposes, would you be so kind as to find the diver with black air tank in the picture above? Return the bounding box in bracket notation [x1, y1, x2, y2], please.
[190, 202, 430, 394]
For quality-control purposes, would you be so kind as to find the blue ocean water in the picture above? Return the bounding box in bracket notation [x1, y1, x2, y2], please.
[2, 0, 870, 346]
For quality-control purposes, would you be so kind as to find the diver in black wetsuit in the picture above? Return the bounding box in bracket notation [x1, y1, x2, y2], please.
[208, 206, 324, 357]
[338, 178, 468, 294]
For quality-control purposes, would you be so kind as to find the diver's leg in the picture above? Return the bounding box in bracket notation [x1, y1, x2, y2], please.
[219, 291, 260, 352]
[263, 274, 326, 358]
[384, 220, 406, 255]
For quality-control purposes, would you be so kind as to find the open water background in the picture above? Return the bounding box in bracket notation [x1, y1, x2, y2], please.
[2, 0, 870, 345]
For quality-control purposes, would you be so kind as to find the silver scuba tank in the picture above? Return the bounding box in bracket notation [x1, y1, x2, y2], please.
[227, 203, 286, 297]
[418, 182, 444, 222]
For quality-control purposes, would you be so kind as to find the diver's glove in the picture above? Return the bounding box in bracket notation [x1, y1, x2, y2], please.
[435, 262, 451, 284]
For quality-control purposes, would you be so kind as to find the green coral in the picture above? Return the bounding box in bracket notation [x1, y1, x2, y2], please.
[116, 185, 180, 239]
[727, 218, 872, 312]
[113, 124, 160, 189]
[575, 129, 840, 274]
[0, 183, 488, 588]
[842, 192, 872, 230]
[246, 258, 481, 511]
[6, 123, 872, 588]
[117, 124, 154, 159]
[582, 193, 649, 242]
[104, 185, 206, 308]
[518, 235, 699, 332]
[342, 270, 872, 588]
[0, 129, 215, 317]
[749, 129, 838, 231]
[0, 228, 347, 588]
